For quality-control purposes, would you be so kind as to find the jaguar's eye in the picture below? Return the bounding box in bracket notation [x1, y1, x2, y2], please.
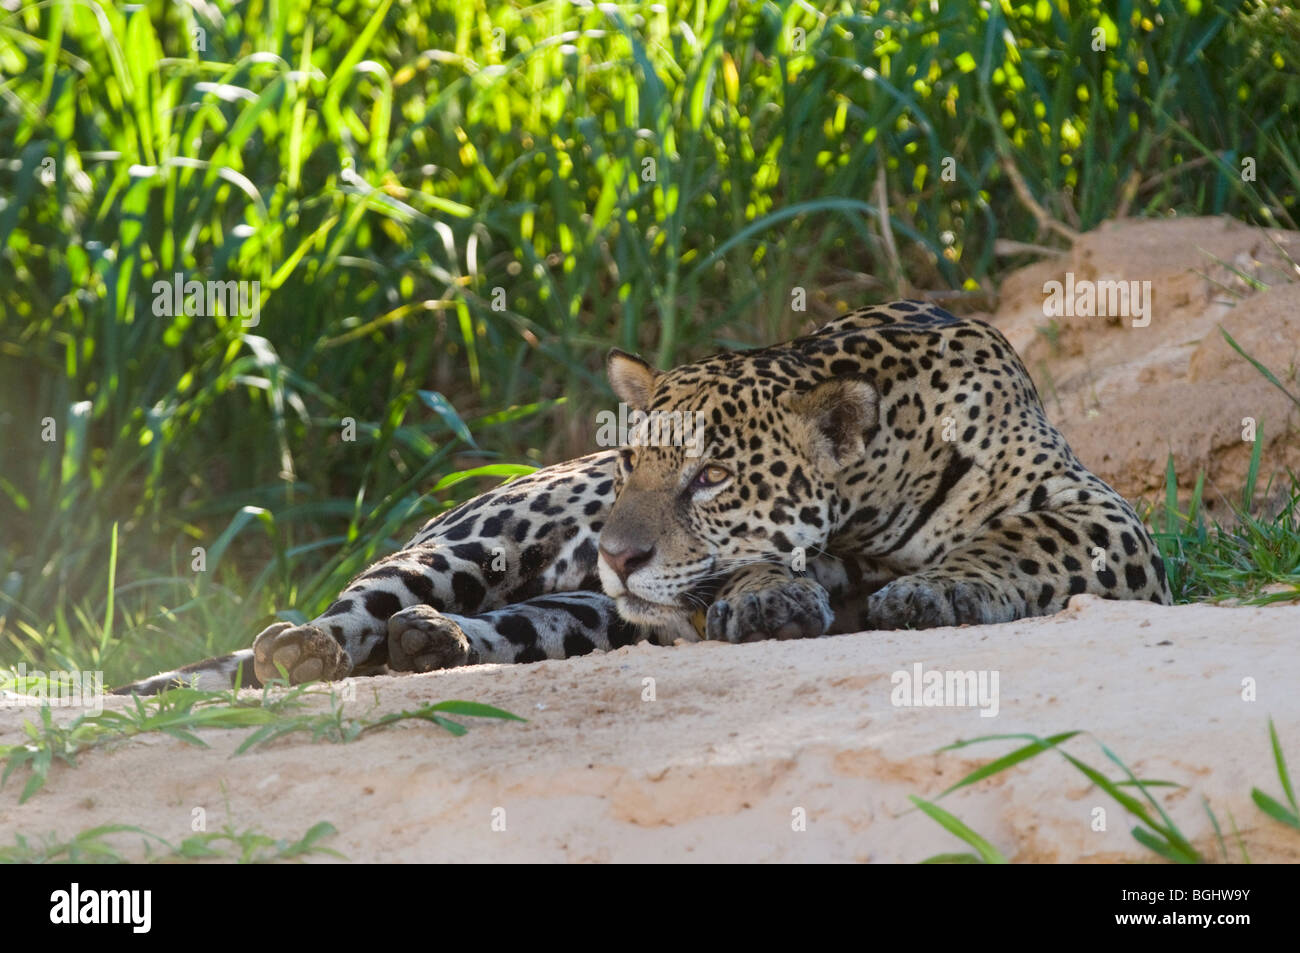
[692, 465, 732, 489]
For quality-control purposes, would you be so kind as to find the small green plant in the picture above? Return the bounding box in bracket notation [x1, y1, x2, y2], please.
[0, 820, 343, 864]
[1250, 719, 1300, 833]
[914, 720, 1297, 864]
[1, 684, 522, 803]
[232, 696, 526, 751]
[0, 824, 142, 864]
[1148, 327, 1300, 604]
[910, 796, 1008, 864]
[914, 730, 1197, 864]
[162, 820, 344, 863]
[1150, 419, 1300, 606]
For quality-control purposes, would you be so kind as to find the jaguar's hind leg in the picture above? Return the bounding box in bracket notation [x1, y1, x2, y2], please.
[111, 649, 258, 695]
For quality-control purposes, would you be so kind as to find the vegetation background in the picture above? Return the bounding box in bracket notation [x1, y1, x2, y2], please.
[1, 0, 1296, 685]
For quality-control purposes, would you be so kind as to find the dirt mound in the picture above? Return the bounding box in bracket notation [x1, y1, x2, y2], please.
[982, 216, 1300, 516]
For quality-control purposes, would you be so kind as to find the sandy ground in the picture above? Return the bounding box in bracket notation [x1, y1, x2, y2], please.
[2, 595, 1297, 862]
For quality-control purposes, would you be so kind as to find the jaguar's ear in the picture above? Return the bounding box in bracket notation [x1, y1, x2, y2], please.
[606, 348, 660, 411]
[789, 377, 879, 466]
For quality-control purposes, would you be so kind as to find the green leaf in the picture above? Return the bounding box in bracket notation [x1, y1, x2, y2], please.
[1250, 789, 1300, 831]
[417, 390, 478, 448]
[431, 465, 536, 493]
[1131, 826, 1195, 864]
[1220, 327, 1300, 413]
[1267, 717, 1297, 813]
[908, 796, 1007, 864]
[431, 715, 468, 736]
[936, 731, 1079, 797]
[206, 506, 274, 575]
[428, 700, 526, 721]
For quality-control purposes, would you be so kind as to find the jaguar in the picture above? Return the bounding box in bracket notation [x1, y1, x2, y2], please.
[120, 300, 1171, 694]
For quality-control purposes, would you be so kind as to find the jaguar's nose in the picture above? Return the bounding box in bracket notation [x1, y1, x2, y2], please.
[599, 541, 655, 583]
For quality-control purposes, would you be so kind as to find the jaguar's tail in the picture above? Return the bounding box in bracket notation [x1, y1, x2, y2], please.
[111, 649, 258, 696]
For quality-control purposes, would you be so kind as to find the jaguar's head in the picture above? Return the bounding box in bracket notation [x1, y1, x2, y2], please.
[597, 346, 878, 630]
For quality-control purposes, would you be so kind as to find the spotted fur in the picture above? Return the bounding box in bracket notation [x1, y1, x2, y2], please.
[118, 302, 1170, 694]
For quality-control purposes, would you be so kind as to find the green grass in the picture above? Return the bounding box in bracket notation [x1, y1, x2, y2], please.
[1146, 331, 1300, 606]
[1153, 464, 1300, 605]
[1251, 718, 1300, 834]
[0, 682, 523, 803]
[0, 820, 342, 863]
[914, 718, 1297, 864]
[2, 0, 1299, 679]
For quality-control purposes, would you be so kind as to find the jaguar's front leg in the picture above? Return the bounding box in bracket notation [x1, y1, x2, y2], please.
[704, 563, 833, 643]
[386, 590, 653, 671]
[862, 500, 1171, 630]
